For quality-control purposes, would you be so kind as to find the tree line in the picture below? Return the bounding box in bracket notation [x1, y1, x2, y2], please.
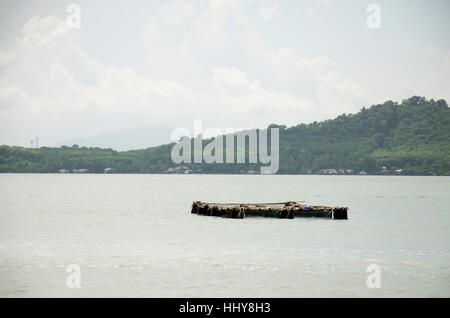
[0, 96, 449, 175]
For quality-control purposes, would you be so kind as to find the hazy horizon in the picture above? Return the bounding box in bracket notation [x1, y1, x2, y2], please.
[1, 0, 449, 148]
[13, 95, 447, 151]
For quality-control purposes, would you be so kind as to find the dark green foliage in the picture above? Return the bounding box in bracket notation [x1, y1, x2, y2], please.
[0, 96, 449, 175]
[276, 97, 449, 175]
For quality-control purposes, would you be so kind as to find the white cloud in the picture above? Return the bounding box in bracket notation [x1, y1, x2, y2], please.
[180, 0, 250, 54]
[419, 48, 450, 102]
[369, 47, 450, 104]
[259, 3, 281, 21]
[247, 32, 333, 78]
[0, 86, 30, 111]
[0, 16, 199, 145]
[320, 0, 333, 7]
[213, 67, 259, 96]
[246, 31, 372, 114]
[304, 0, 333, 17]
[211, 67, 315, 126]
[158, 0, 195, 26]
[315, 71, 371, 114]
[0, 1, 377, 147]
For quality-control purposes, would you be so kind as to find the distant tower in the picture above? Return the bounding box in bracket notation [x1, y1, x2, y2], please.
[36, 137, 38, 149]
[31, 139, 34, 148]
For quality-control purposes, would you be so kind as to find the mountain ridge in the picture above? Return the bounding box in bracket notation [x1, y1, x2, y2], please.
[1, 96, 449, 175]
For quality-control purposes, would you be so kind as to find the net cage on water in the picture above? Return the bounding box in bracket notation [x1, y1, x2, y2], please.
[191, 201, 348, 220]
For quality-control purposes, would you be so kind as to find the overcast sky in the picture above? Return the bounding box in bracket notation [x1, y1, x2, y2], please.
[0, 0, 449, 147]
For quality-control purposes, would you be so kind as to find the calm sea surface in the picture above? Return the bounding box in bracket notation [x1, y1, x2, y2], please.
[0, 174, 449, 297]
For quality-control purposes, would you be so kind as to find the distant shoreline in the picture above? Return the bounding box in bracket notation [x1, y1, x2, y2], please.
[1, 97, 448, 176]
[0, 172, 446, 177]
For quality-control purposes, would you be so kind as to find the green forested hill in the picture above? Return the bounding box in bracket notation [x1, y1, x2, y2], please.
[1, 96, 449, 175]
[279, 96, 450, 175]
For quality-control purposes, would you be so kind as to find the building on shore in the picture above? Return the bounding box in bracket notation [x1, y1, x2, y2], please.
[73, 169, 88, 173]
[319, 169, 337, 175]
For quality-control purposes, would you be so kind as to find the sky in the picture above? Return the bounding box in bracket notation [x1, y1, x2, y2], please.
[0, 0, 449, 148]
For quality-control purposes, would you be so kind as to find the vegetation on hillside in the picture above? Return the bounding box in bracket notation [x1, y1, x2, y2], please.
[0, 96, 449, 175]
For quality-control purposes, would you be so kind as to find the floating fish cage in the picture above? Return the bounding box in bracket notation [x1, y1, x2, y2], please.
[191, 201, 348, 220]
